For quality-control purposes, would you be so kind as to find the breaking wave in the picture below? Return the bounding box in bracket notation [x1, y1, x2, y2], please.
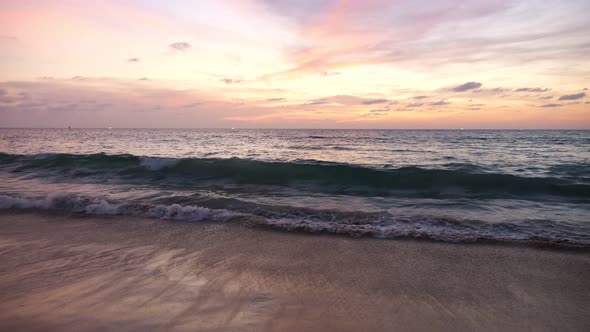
[1, 193, 588, 248]
[0, 193, 240, 222]
[1, 152, 589, 199]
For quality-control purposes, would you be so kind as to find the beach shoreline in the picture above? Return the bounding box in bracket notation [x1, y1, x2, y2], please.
[0, 210, 588, 331]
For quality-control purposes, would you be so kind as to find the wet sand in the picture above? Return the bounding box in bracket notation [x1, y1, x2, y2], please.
[0, 210, 588, 331]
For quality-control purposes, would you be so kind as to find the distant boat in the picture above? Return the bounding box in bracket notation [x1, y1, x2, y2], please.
[68, 126, 71, 130]
[108, 127, 113, 130]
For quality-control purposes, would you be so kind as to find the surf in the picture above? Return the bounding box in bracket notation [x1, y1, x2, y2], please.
[1, 152, 589, 199]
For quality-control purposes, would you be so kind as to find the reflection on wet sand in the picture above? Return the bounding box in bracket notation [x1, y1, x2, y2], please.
[1, 211, 589, 331]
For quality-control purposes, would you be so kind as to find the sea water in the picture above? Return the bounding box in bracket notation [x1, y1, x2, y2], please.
[1, 129, 589, 246]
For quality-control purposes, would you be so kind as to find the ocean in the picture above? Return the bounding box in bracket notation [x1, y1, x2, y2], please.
[1, 129, 589, 247]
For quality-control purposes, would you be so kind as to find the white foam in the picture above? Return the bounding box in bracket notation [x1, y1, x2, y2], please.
[258, 213, 590, 247]
[0, 194, 240, 222]
[0, 195, 39, 209]
[146, 203, 237, 221]
[84, 200, 119, 215]
[2, 193, 587, 247]
[0, 193, 115, 212]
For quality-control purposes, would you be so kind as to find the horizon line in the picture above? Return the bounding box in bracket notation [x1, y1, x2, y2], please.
[1, 127, 589, 131]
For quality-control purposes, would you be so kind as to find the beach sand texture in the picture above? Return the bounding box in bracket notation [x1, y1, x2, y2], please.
[0, 210, 588, 331]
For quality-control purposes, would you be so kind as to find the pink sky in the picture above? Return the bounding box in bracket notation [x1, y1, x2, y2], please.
[0, 0, 589, 128]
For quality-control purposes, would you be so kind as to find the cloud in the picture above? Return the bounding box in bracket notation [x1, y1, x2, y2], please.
[0, 80, 246, 128]
[558, 92, 586, 101]
[128, 58, 140, 62]
[303, 95, 389, 107]
[413, 96, 428, 100]
[181, 102, 202, 108]
[472, 88, 511, 95]
[264, 1, 590, 79]
[261, 0, 331, 24]
[266, 98, 286, 102]
[431, 101, 450, 106]
[0, 35, 18, 42]
[0, 89, 6, 96]
[17, 101, 46, 109]
[406, 103, 424, 108]
[0, 96, 17, 103]
[540, 104, 562, 108]
[361, 98, 388, 105]
[139, 77, 149, 81]
[515, 88, 551, 92]
[263, 1, 528, 77]
[221, 78, 243, 84]
[539, 96, 553, 100]
[304, 98, 329, 106]
[362, 108, 390, 117]
[363, 111, 389, 117]
[169, 42, 191, 52]
[453, 82, 482, 92]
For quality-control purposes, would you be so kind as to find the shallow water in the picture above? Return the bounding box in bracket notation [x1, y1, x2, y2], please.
[1, 129, 589, 246]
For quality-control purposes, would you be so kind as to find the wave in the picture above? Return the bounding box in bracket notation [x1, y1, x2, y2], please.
[548, 163, 590, 178]
[1, 193, 588, 248]
[287, 145, 355, 151]
[0, 193, 240, 222]
[256, 215, 590, 247]
[1, 152, 589, 199]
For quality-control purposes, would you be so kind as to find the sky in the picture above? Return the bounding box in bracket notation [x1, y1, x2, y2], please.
[0, 0, 589, 129]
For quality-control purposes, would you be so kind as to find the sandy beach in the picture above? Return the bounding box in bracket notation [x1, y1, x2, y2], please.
[3, 0, 590, 329]
[0, 210, 588, 331]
